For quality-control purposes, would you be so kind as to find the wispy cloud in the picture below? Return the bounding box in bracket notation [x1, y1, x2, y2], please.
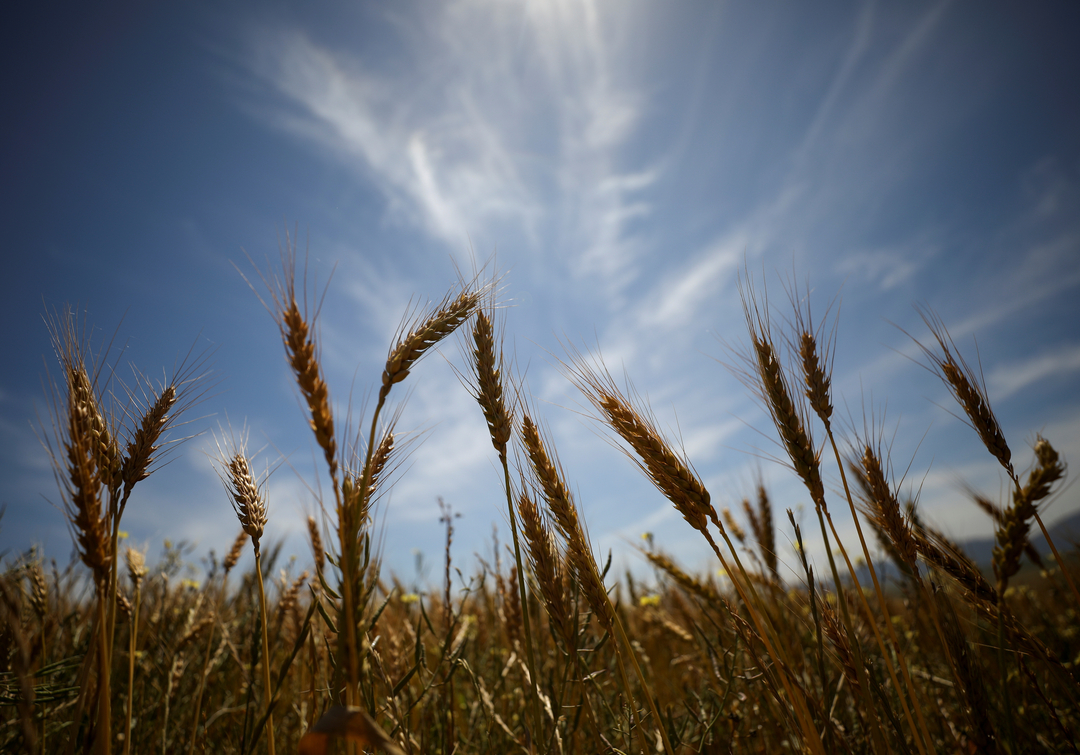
[245, 0, 656, 304]
[835, 239, 936, 290]
[989, 343, 1080, 401]
[248, 27, 538, 247]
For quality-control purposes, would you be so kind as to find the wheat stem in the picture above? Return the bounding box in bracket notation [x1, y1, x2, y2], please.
[255, 547, 276, 755]
[823, 432, 935, 755]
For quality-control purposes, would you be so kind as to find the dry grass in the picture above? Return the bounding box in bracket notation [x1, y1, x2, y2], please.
[4, 255, 1079, 755]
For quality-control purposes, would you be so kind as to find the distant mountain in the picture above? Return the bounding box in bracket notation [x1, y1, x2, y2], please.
[953, 508, 1080, 568]
[851, 509, 1080, 587]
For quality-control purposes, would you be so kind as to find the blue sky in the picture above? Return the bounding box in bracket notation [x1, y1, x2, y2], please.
[3, 1, 1079, 586]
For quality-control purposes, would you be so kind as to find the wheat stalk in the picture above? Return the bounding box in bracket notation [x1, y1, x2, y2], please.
[43, 311, 117, 755]
[743, 280, 931, 755]
[123, 547, 146, 755]
[466, 304, 546, 740]
[214, 440, 275, 755]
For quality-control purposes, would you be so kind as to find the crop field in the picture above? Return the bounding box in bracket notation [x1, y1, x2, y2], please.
[2, 248, 1078, 754]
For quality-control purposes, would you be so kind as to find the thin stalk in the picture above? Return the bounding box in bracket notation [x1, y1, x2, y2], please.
[335, 476, 357, 709]
[602, 634, 644, 753]
[39, 615, 47, 755]
[104, 490, 131, 665]
[791, 513, 833, 740]
[63, 621, 99, 755]
[808, 572, 833, 749]
[350, 401, 386, 701]
[96, 585, 112, 755]
[997, 608, 1017, 753]
[254, 550, 276, 755]
[187, 574, 226, 755]
[498, 462, 544, 742]
[105, 519, 120, 674]
[912, 579, 964, 752]
[813, 505, 890, 755]
[123, 580, 141, 755]
[702, 526, 826, 755]
[610, 610, 675, 755]
[571, 654, 605, 752]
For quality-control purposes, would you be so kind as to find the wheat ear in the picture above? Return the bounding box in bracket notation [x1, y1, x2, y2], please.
[643, 550, 722, 605]
[216, 444, 275, 755]
[913, 307, 1015, 481]
[62, 364, 112, 587]
[381, 286, 483, 406]
[50, 322, 114, 755]
[520, 415, 613, 632]
[307, 516, 326, 587]
[994, 436, 1067, 592]
[857, 444, 918, 571]
[517, 489, 572, 648]
[755, 484, 779, 581]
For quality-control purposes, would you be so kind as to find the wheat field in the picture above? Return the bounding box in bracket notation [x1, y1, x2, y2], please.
[2, 245, 1078, 754]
